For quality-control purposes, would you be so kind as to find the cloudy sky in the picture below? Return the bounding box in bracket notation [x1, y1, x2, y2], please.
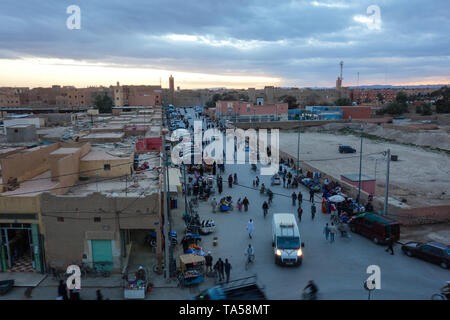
[0, 0, 449, 89]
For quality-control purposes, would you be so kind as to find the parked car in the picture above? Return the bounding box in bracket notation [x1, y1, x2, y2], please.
[349, 213, 400, 245]
[339, 145, 356, 153]
[401, 241, 450, 269]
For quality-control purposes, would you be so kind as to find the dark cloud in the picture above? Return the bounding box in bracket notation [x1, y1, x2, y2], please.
[0, 0, 449, 86]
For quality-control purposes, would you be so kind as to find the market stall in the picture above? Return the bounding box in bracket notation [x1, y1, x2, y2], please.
[178, 254, 205, 287]
[123, 267, 151, 299]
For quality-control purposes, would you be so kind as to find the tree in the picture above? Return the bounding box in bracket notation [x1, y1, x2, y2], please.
[432, 87, 450, 113]
[383, 101, 408, 115]
[420, 103, 432, 116]
[93, 93, 113, 114]
[395, 91, 408, 105]
[279, 95, 298, 108]
[238, 94, 249, 101]
[205, 93, 222, 108]
[221, 93, 237, 101]
[334, 97, 352, 106]
[415, 105, 422, 114]
[376, 93, 384, 104]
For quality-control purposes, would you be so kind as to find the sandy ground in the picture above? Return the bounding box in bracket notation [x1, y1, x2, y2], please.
[308, 122, 450, 151]
[279, 130, 450, 208]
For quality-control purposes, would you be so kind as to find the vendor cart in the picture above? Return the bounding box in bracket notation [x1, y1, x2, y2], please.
[123, 267, 150, 299]
[178, 254, 205, 287]
[271, 174, 281, 185]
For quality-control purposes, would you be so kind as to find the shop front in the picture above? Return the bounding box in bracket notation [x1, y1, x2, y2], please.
[0, 223, 43, 273]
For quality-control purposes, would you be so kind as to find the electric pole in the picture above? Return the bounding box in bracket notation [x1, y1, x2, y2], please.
[296, 115, 301, 173]
[357, 126, 363, 214]
[383, 149, 391, 216]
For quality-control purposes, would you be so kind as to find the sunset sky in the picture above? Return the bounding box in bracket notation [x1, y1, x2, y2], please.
[0, 0, 449, 89]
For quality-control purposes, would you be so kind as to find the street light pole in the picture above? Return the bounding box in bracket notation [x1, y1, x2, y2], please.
[296, 115, 301, 173]
[383, 149, 391, 216]
[357, 126, 363, 214]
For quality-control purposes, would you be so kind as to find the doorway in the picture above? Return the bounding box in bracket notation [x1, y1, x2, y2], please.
[0, 224, 35, 272]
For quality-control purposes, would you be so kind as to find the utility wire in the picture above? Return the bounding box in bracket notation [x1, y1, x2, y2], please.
[0, 154, 160, 187]
[0, 166, 160, 197]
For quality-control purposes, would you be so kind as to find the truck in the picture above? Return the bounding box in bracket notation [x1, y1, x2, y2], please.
[192, 276, 267, 300]
[272, 213, 304, 266]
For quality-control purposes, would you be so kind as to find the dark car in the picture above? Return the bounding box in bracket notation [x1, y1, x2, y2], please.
[339, 145, 356, 153]
[349, 213, 400, 245]
[401, 241, 450, 269]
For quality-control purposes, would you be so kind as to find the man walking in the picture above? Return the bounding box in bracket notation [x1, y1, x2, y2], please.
[262, 201, 269, 218]
[329, 223, 336, 243]
[243, 197, 249, 212]
[385, 234, 395, 255]
[247, 219, 254, 239]
[311, 203, 316, 220]
[224, 259, 232, 283]
[324, 223, 330, 241]
[298, 192, 303, 205]
[205, 251, 213, 272]
[215, 258, 225, 282]
[297, 205, 303, 222]
[211, 198, 217, 213]
[292, 192, 297, 206]
[283, 175, 286, 188]
[309, 189, 315, 202]
[218, 180, 223, 194]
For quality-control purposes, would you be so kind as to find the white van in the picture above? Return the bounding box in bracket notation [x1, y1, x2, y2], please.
[272, 214, 304, 266]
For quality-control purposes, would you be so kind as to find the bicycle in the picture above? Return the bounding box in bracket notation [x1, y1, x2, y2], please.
[93, 262, 112, 277]
[80, 262, 98, 278]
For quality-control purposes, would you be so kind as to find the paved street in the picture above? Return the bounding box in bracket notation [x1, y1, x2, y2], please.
[1, 108, 448, 301]
[173, 108, 449, 300]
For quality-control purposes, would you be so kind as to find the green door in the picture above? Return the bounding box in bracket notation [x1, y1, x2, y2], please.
[91, 240, 113, 271]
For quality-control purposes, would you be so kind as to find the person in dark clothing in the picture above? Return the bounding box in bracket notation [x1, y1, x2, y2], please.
[385, 235, 395, 255]
[292, 192, 297, 206]
[70, 288, 80, 301]
[218, 181, 223, 194]
[212, 162, 217, 176]
[309, 189, 315, 202]
[283, 175, 286, 187]
[297, 205, 303, 222]
[224, 259, 232, 283]
[199, 166, 204, 177]
[96, 290, 103, 301]
[298, 192, 303, 204]
[262, 201, 269, 218]
[205, 252, 213, 272]
[228, 174, 233, 188]
[215, 258, 225, 281]
[303, 280, 318, 300]
[242, 197, 249, 211]
[58, 280, 68, 300]
[311, 203, 316, 220]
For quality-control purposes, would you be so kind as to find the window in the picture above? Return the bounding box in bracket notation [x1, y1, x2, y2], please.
[57, 217, 64, 222]
[94, 217, 101, 223]
[104, 164, 111, 171]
